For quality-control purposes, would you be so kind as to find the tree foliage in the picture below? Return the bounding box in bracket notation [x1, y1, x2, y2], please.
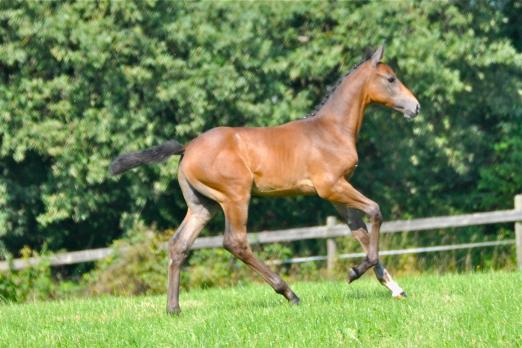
[0, 1, 520, 256]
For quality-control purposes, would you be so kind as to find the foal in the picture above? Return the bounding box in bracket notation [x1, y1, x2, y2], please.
[111, 46, 420, 315]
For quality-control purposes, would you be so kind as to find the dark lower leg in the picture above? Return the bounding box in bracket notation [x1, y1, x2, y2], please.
[224, 237, 300, 304]
[243, 250, 300, 304]
[167, 215, 189, 315]
[350, 227, 406, 297]
[223, 202, 299, 304]
[348, 224, 379, 283]
[348, 256, 377, 283]
[324, 183, 382, 280]
[246, 253, 300, 303]
[367, 212, 381, 264]
[167, 209, 214, 315]
[167, 258, 184, 314]
[334, 204, 399, 290]
[333, 204, 377, 282]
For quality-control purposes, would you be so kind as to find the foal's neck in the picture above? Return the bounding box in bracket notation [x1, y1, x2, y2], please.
[315, 66, 371, 143]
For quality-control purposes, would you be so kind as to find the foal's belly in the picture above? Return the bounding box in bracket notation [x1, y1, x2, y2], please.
[251, 178, 317, 197]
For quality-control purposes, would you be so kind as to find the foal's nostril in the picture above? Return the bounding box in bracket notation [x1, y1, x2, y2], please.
[415, 104, 420, 114]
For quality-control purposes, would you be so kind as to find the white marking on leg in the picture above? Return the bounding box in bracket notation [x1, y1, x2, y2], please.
[375, 265, 405, 297]
[389, 281, 404, 298]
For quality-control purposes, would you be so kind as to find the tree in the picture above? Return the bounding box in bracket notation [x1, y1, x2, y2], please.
[0, 1, 520, 259]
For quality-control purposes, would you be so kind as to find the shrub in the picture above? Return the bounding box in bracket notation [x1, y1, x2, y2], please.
[0, 246, 78, 303]
[84, 225, 169, 296]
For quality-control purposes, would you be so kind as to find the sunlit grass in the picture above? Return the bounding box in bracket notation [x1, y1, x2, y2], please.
[1, 272, 520, 347]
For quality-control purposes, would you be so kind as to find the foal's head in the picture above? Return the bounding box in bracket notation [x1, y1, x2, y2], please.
[364, 46, 420, 118]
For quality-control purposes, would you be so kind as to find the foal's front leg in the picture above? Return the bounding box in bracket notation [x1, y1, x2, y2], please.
[316, 178, 382, 279]
[334, 204, 406, 298]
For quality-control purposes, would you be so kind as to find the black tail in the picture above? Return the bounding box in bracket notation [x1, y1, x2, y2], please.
[110, 140, 185, 176]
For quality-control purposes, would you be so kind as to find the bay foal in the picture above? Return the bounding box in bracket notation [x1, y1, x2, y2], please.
[111, 46, 420, 315]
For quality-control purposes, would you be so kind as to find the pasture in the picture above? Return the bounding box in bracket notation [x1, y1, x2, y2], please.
[1, 272, 520, 347]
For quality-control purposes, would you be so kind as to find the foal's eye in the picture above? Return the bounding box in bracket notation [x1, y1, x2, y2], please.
[387, 76, 396, 83]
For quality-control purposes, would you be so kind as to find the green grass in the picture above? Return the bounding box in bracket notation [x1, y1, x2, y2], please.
[1, 272, 521, 347]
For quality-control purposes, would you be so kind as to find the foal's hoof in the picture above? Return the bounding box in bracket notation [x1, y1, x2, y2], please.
[348, 268, 361, 283]
[393, 291, 408, 300]
[289, 295, 301, 305]
[167, 306, 182, 316]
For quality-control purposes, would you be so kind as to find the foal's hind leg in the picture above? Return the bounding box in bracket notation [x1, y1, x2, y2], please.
[221, 200, 300, 304]
[167, 172, 218, 315]
[334, 204, 406, 298]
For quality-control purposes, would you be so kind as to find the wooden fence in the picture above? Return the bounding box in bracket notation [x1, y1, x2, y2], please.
[1, 194, 522, 272]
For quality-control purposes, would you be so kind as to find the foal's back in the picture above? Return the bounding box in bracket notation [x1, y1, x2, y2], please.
[181, 119, 321, 199]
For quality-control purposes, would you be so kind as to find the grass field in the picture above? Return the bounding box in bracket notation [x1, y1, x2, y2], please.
[1, 271, 521, 347]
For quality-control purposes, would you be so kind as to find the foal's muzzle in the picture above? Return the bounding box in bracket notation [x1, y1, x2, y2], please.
[395, 99, 420, 119]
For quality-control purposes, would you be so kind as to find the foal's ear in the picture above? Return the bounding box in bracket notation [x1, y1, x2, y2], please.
[371, 45, 384, 66]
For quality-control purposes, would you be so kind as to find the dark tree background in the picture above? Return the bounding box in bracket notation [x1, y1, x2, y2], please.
[0, 1, 520, 259]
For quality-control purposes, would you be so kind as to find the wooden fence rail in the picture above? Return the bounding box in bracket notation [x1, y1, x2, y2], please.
[1, 194, 521, 272]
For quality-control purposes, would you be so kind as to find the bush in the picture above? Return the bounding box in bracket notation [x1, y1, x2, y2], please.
[0, 246, 79, 303]
[84, 223, 169, 296]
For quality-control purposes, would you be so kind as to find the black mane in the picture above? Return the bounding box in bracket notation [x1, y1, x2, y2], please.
[306, 53, 372, 118]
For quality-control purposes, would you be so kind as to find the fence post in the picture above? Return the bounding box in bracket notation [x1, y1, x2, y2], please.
[326, 216, 337, 276]
[515, 194, 522, 271]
